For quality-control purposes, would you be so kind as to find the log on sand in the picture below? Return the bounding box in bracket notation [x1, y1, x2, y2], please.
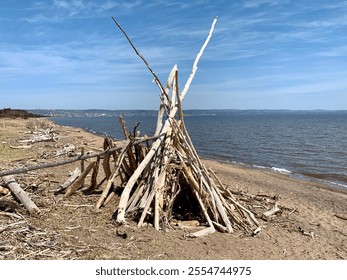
[3, 175, 40, 215]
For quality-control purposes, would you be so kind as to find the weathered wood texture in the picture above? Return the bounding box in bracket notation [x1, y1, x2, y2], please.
[3, 176, 40, 215]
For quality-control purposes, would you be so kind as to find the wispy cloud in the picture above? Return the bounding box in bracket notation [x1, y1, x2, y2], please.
[243, 0, 290, 8]
[2, 0, 347, 109]
[314, 45, 347, 57]
[23, 0, 142, 23]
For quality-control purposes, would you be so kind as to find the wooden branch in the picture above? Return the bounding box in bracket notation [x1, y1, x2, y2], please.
[119, 115, 137, 170]
[96, 141, 131, 208]
[111, 16, 170, 103]
[0, 144, 122, 177]
[10, 145, 32, 149]
[180, 16, 218, 100]
[64, 161, 97, 197]
[88, 156, 100, 193]
[1, 135, 160, 178]
[103, 152, 111, 179]
[80, 147, 85, 186]
[3, 175, 40, 215]
[154, 65, 178, 136]
[116, 136, 165, 223]
[126, 184, 145, 212]
[154, 169, 167, 230]
[54, 167, 81, 195]
[0, 211, 23, 219]
[262, 204, 281, 219]
[210, 185, 233, 233]
[119, 115, 129, 139]
[137, 189, 156, 227]
[222, 188, 260, 227]
[103, 191, 116, 206]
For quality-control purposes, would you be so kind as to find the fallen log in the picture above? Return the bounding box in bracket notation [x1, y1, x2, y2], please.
[0, 137, 158, 178]
[54, 167, 81, 195]
[65, 161, 97, 197]
[3, 175, 41, 215]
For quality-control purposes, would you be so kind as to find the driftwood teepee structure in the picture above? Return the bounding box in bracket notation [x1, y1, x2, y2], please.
[93, 17, 261, 236]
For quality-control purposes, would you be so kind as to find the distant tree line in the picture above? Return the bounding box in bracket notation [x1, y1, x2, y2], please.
[0, 108, 43, 118]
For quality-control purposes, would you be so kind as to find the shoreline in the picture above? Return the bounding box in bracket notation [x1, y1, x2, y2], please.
[1, 117, 346, 260]
[202, 156, 347, 195]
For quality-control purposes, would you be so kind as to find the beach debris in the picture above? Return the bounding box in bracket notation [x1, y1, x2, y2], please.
[0, 221, 27, 234]
[262, 204, 281, 220]
[0, 200, 19, 212]
[9, 145, 32, 150]
[17, 127, 59, 144]
[298, 226, 315, 240]
[334, 214, 347, 221]
[64, 161, 97, 197]
[56, 143, 76, 157]
[54, 167, 81, 195]
[2, 175, 41, 215]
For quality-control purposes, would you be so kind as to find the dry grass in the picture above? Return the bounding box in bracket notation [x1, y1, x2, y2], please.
[0, 128, 34, 163]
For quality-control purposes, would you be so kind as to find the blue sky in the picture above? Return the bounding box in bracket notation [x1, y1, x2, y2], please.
[1, 0, 347, 110]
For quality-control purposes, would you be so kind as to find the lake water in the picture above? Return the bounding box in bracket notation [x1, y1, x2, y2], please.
[48, 110, 347, 189]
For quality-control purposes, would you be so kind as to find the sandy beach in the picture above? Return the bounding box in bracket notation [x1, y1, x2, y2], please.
[0, 117, 346, 260]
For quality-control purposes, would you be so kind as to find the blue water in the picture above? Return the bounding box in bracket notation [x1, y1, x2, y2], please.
[46, 110, 347, 189]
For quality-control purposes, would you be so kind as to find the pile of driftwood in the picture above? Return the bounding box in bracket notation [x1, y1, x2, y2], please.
[0, 17, 265, 237]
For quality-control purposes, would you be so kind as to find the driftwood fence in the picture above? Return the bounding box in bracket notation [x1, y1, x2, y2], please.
[0, 17, 265, 237]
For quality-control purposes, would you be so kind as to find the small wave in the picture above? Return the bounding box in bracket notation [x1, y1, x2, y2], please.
[252, 165, 292, 174]
[271, 167, 292, 174]
[328, 181, 347, 190]
[253, 165, 267, 169]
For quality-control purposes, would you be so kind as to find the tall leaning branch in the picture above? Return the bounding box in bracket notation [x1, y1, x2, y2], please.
[180, 16, 218, 100]
[111, 16, 170, 104]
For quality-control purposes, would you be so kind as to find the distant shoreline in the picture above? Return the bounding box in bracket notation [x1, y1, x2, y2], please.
[29, 108, 347, 118]
[0, 108, 43, 118]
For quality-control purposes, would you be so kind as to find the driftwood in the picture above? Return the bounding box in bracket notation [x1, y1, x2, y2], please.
[3, 176, 40, 215]
[187, 227, 216, 238]
[17, 127, 59, 143]
[0, 137, 158, 178]
[56, 144, 76, 156]
[262, 204, 281, 219]
[65, 161, 97, 197]
[9, 145, 32, 150]
[0, 221, 27, 234]
[54, 167, 81, 195]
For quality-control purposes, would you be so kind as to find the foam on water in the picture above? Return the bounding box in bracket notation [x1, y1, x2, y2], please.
[270, 167, 292, 174]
